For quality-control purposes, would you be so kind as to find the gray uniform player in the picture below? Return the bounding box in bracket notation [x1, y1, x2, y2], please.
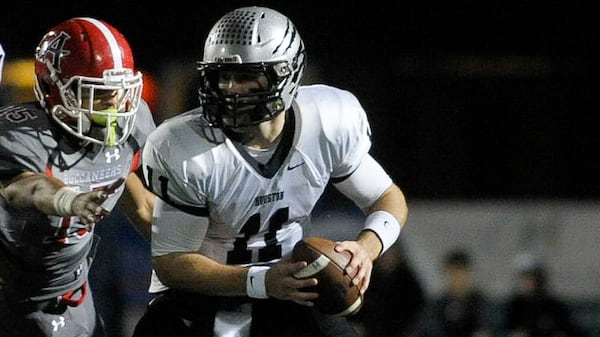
[0, 18, 156, 337]
[133, 7, 408, 337]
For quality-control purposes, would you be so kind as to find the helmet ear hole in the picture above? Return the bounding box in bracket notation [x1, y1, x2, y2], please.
[40, 81, 52, 97]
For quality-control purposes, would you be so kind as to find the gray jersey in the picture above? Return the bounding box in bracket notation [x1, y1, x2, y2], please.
[0, 101, 155, 301]
[143, 84, 372, 292]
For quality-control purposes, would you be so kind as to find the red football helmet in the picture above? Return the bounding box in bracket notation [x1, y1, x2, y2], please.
[34, 17, 143, 146]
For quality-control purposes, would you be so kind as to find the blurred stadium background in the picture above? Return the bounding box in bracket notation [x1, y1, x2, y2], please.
[1, 1, 598, 336]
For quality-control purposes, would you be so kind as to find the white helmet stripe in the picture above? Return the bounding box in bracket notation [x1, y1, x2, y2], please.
[77, 17, 123, 69]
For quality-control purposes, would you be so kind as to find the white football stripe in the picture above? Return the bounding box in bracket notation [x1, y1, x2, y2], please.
[293, 255, 330, 278]
[336, 296, 363, 317]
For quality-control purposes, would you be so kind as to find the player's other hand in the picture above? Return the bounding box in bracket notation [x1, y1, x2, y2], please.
[335, 240, 374, 295]
[71, 178, 125, 227]
[266, 261, 319, 306]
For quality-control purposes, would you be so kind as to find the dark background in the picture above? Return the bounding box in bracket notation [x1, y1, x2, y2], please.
[1, 1, 598, 199]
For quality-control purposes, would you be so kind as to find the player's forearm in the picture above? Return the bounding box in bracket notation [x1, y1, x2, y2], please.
[154, 252, 248, 296]
[0, 172, 64, 214]
[120, 199, 154, 241]
[118, 172, 155, 241]
[360, 183, 408, 259]
[366, 183, 408, 227]
[356, 230, 385, 261]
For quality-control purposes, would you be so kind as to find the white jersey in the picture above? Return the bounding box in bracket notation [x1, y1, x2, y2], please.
[143, 84, 372, 292]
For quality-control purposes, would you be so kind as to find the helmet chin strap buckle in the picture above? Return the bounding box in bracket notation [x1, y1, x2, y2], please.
[266, 99, 284, 113]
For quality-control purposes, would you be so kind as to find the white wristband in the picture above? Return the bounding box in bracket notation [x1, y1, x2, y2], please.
[246, 266, 270, 299]
[363, 210, 401, 255]
[53, 186, 81, 217]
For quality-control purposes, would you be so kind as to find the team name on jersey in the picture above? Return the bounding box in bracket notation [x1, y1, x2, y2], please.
[254, 191, 284, 206]
[60, 165, 123, 185]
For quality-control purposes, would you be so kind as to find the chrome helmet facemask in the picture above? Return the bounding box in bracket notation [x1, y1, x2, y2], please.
[197, 61, 293, 128]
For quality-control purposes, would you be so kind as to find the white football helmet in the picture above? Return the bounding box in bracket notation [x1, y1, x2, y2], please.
[197, 6, 306, 128]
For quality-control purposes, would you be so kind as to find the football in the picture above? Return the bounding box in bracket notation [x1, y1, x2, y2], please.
[291, 236, 363, 316]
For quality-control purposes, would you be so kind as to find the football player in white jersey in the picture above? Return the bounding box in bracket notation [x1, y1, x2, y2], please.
[133, 6, 408, 337]
[0, 18, 156, 337]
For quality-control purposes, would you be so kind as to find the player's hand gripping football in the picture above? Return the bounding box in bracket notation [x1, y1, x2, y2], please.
[71, 177, 125, 227]
[334, 240, 374, 295]
[265, 261, 319, 306]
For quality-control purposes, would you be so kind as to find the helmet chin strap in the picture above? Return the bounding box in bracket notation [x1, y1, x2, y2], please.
[92, 108, 119, 147]
[105, 119, 118, 147]
[86, 123, 118, 147]
[223, 109, 287, 147]
[222, 128, 245, 143]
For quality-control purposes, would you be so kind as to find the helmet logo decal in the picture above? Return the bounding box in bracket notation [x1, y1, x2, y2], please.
[39, 32, 71, 73]
[272, 21, 295, 56]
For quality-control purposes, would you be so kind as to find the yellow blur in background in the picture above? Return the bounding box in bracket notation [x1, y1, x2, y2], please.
[2, 58, 36, 103]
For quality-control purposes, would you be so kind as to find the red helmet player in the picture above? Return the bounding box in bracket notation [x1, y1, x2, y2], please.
[34, 17, 143, 147]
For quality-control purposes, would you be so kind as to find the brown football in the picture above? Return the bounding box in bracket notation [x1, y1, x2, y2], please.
[291, 236, 363, 316]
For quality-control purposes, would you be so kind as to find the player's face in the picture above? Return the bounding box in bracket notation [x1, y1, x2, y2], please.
[218, 71, 268, 94]
[79, 88, 126, 131]
[80, 88, 122, 112]
[218, 71, 269, 127]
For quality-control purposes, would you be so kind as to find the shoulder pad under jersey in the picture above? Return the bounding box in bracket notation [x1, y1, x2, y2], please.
[0, 103, 56, 174]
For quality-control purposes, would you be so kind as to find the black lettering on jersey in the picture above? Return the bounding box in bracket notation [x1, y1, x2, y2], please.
[253, 191, 284, 206]
[144, 166, 210, 216]
[227, 207, 288, 265]
[228, 213, 260, 265]
[0, 106, 38, 123]
[145, 165, 170, 201]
